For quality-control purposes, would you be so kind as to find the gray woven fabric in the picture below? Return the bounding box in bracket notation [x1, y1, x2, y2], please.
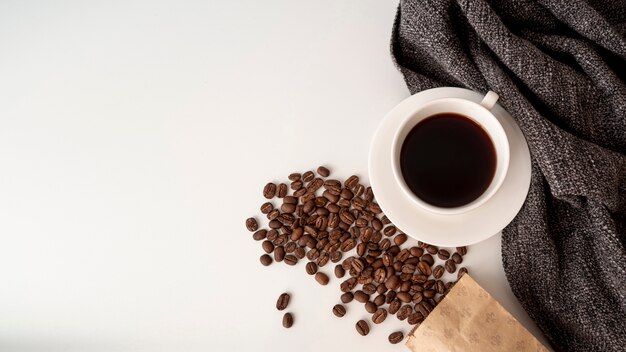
[391, 1, 626, 351]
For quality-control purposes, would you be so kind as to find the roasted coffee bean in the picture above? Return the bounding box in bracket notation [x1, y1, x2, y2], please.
[341, 292, 354, 303]
[364, 301, 377, 314]
[252, 229, 267, 241]
[452, 252, 463, 264]
[282, 195, 297, 204]
[456, 246, 467, 256]
[385, 275, 401, 290]
[284, 242, 297, 254]
[294, 246, 306, 259]
[356, 242, 366, 257]
[458, 267, 469, 279]
[436, 280, 446, 294]
[372, 308, 388, 324]
[274, 234, 288, 246]
[412, 274, 428, 284]
[276, 293, 290, 311]
[269, 220, 282, 229]
[373, 294, 386, 306]
[263, 183, 277, 199]
[306, 262, 318, 275]
[410, 246, 424, 257]
[317, 252, 329, 267]
[284, 255, 298, 266]
[281, 202, 296, 213]
[408, 312, 424, 325]
[323, 190, 339, 203]
[412, 291, 423, 304]
[426, 245, 438, 254]
[267, 229, 279, 241]
[330, 303, 346, 318]
[288, 172, 301, 181]
[353, 184, 365, 197]
[302, 171, 315, 182]
[397, 292, 412, 303]
[294, 188, 307, 197]
[365, 187, 374, 202]
[260, 254, 272, 266]
[339, 210, 355, 225]
[282, 312, 293, 328]
[262, 240, 274, 253]
[445, 259, 456, 273]
[376, 284, 387, 294]
[374, 268, 386, 283]
[317, 166, 330, 177]
[382, 300, 399, 318]
[362, 283, 377, 295]
[355, 319, 369, 336]
[267, 209, 280, 221]
[330, 251, 342, 263]
[260, 202, 274, 214]
[417, 261, 432, 276]
[394, 233, 408, 245]
[396, 305, 412, 320]
[367, 202, 382, 214]
[290, 180, 303, 190]
[276, 183, 288, 198]
[354, 290, 370, 303]
[423, 279, 435, 290]
[351, 258, 364, 273]
[308, 178, 323, 193]
[315, 272, 329, 285]
[396, 248, 410, 262]
[274, 246, 285, 262]
[334, 264, 345, 278]
[246, 217, 258, 232]
[437, 249, 450, 260]
[383, 226, 396, 237]
[306, 248, 319, 261]
[345, 175, 359, 189]
[417, 301, 433, 316]
[423, 289, 436, 298]
[421, 253, 435, 266]
[433, 265, 444, 279]
[389, 331, 404, 344]
[402, 264, 416, 274]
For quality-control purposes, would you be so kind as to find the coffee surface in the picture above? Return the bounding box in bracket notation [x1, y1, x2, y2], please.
[400, 113, 496, 208]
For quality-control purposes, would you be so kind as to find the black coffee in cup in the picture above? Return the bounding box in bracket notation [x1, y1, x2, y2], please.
[400, 113, 496, 208]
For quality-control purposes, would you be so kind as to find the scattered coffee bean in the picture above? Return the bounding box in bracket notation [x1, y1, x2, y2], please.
[397, 292, 412, 303]
[458, 267, 468, 279]
[373, 294, 386, 306]
[302, 171, 315, 182]
[282, 312, 294, 328]
[355, 319, 369, 336]
[421, 253, 435, 266]
[417, 261, 432, 276]
[260, 254, 272, 266]
[389, 299, 401, 314]
[394, 233, 408, 245]
[276, 293, 290, 311]
[353, 290, 369, 303]
[340, 292, 354, 303]
[274, 246, 285, 262]
[262, 240, 274, 253]
[436, 280, 446, 294]
[317, 166, 330, 177]
[288, 172, 301, 181]
[246, 217, 258, 232]
[365, 301, 377, 313]
[452, 252, 463, 264]
[263, 183, 277, 199]
[284, 255, 298, 266]
[334, 265, 345, 278]
[388, 331, 404, 344]
[433, 265, 444, 279]
[305, 262, 318, 275]
[410, 309, 425, 324]
[345, 175, 359, 190]
[332, 304, 346, 317]
[315, 272, 329, 286]
[445, 259, 456, 273]
[437, 249, 450, 260]
[456, 246, 467, 256]
[277, 183, 288, 198]
[397, 305, 412, 320]
[260, 202, 273, 214]
[252, 229, 267, 241]
[372, 308, 387, 324]
[426, 244, 438, 254]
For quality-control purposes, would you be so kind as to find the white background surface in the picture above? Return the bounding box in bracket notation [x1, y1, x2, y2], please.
[0, 1, 548, 351]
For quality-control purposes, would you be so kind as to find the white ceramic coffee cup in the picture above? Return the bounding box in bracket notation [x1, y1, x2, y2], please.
[391, 91, 509, 215]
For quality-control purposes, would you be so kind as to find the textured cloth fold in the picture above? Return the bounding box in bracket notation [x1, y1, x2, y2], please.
[391, 1, 626, 351]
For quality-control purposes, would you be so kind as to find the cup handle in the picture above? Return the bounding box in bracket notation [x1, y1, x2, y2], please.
[480, 91, 499, 110]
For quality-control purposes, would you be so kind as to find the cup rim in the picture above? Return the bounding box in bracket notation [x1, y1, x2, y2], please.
[391, 97, 510, 215]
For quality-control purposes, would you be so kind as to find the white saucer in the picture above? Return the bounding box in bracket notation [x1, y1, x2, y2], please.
[368, 87, 531, 247]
